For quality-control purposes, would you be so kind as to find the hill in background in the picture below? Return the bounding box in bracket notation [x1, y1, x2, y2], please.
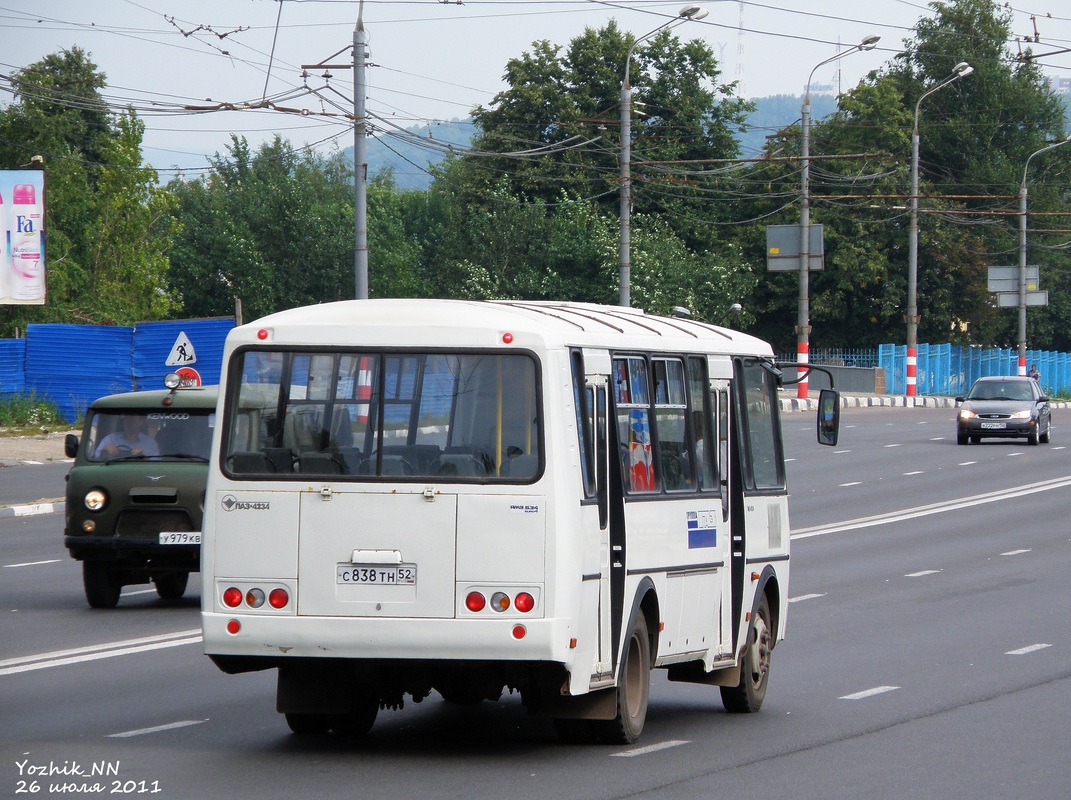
[360, 95, 840, 190]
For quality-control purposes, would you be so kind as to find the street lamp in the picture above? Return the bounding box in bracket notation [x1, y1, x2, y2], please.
[797, 34, 880, 399]
[906, 61, 973, 397]
[1018, 134, 1071, 374]
[619, 4, 708, 307]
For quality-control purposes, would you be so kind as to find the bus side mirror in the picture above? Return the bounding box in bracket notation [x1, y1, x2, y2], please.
[817, 389, 840, 447]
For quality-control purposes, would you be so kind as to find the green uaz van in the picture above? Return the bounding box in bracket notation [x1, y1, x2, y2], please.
[64, 378, 217, 608]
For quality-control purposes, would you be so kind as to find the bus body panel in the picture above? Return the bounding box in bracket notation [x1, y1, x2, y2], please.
[200, 300, 797, 737]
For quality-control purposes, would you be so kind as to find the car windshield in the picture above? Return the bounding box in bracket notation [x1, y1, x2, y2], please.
[86, 408, 215, 462]
[967, 382, 1033, 402]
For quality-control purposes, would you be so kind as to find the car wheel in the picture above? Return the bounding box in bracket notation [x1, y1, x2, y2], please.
[1040, 419, 1051, 444]
[1028, 427, 1040, 446]
[957, 431, 968, 445]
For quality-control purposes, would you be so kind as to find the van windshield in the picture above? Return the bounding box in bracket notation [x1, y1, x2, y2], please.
[222, 349, 541, 481]
[86, 409, 215, 462]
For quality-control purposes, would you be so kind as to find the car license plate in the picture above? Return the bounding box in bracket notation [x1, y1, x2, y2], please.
[159, 531, 201, 545]
[980, 422, 1006, 429]
[336, 564, 417, 586]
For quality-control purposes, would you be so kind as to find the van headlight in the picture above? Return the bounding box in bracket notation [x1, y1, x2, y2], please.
[84, 489, 108, 512]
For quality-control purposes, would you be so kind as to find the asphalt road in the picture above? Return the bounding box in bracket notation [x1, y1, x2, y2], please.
[3, 404, 1070, 799]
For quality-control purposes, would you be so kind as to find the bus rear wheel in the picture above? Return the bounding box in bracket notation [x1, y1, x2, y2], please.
[721, 594, 772, 713]
[285, 713, 332, 735]
[595, 609, 651, 744]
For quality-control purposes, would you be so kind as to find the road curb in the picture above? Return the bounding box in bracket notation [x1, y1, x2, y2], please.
[0, 500, 65, 518]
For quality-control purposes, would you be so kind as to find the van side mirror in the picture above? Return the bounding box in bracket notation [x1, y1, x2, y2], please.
[65, 433, 80, 459]
[817, 389, 840, 447]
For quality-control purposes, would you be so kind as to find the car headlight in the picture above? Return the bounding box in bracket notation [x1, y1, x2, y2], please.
[959, 409, 976, 421]
[84, 489, 108, 512]
[1010, 409, 1032, 420]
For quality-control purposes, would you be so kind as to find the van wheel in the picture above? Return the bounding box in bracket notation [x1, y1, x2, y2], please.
[594, 609, 651, 744]
[153, 572, 189, 600]
[721, 594, 772, 713]
[83, 562, 121, 609]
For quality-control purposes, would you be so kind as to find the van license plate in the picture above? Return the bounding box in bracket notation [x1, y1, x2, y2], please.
[159, 532, 201, 545]
[336, 564, 417, 586]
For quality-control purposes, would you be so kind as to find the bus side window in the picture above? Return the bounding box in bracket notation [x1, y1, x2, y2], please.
[653, 358, 693, 492]
[613, 356, 657, 494]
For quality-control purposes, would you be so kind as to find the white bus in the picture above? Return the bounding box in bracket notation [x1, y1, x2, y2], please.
[201, 300, 838, 743]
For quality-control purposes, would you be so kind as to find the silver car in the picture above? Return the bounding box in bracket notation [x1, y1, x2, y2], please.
[955, 376, 1051, 446]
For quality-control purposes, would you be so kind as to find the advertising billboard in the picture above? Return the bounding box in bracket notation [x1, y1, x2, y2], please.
[1, 170, 46, 305]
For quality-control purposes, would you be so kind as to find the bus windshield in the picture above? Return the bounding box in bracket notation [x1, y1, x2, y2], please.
[222, 349, 541, 481]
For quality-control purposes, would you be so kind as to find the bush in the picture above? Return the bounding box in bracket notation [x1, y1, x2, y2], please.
[0, 392, 65, 428]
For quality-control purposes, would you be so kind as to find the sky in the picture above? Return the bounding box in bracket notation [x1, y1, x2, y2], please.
[1, 0, 1069, 175]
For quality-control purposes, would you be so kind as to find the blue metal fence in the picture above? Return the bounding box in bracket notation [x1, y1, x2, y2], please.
[1, 318, 235, 422]
[878, 344, 1071, 397]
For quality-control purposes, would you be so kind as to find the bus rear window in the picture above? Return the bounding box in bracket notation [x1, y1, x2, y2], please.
[223, 350, 541, 481]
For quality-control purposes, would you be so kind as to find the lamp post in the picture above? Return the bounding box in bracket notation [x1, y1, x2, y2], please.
[619, 4, 708, 307]
[906, 61, 973, 397]
[797, 35, 880, 399]
[1018, 134, 1071, 374]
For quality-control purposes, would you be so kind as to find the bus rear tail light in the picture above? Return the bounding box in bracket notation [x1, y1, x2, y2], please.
[219, 583, 291, 611]
[223, 587, 243, 608]
[462, 588, 538, 615]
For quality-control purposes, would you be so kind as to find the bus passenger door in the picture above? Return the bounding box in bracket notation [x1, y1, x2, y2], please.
[575, 349, 613, 682]
[710, 378, 735, 659]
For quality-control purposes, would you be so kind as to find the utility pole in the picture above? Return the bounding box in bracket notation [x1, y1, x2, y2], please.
[353, 7, 369, 299]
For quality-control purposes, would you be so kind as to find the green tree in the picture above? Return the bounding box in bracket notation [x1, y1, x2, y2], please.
[168, 136, 356, 321]
[738, 0, 1069, 351]
[0, 47, 178, 333]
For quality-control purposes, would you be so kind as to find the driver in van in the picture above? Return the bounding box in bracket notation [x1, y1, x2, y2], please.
[95, 414, 161, 458]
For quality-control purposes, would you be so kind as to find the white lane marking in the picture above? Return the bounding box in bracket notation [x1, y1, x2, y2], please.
[958, 461, 977, 466]
[0, 629, 202, 676]
[108, 720, 207, 738]
[1008, 452, 1024, 457]
[611, 739, 690, 758]
[930, 437, 945, 441]
[1006, 643, 1052, 656]
[840, 686, 899, 700]
[903, 471, 924, 476]
[906, 569, 942, 578]
[793, 475, 1071, 540]
[839, 481, 862, 487]
[789, 593, 826, 603]
[1053, 446, 1067, 451]
[3, 559, 60, 568]
[1001, 549, 1031, 556]
[884, 443, 902, 448]
[122, 588, 157, 596]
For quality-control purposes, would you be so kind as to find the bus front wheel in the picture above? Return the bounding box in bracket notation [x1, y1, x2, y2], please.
[721, 594, 772, 713]
[596, 609, 651, 744]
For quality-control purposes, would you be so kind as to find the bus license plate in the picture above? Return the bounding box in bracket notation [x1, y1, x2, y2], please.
[159, 532, 201, 545]
[336, 564, 417, 586]
[980, 422, 1006, 429]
